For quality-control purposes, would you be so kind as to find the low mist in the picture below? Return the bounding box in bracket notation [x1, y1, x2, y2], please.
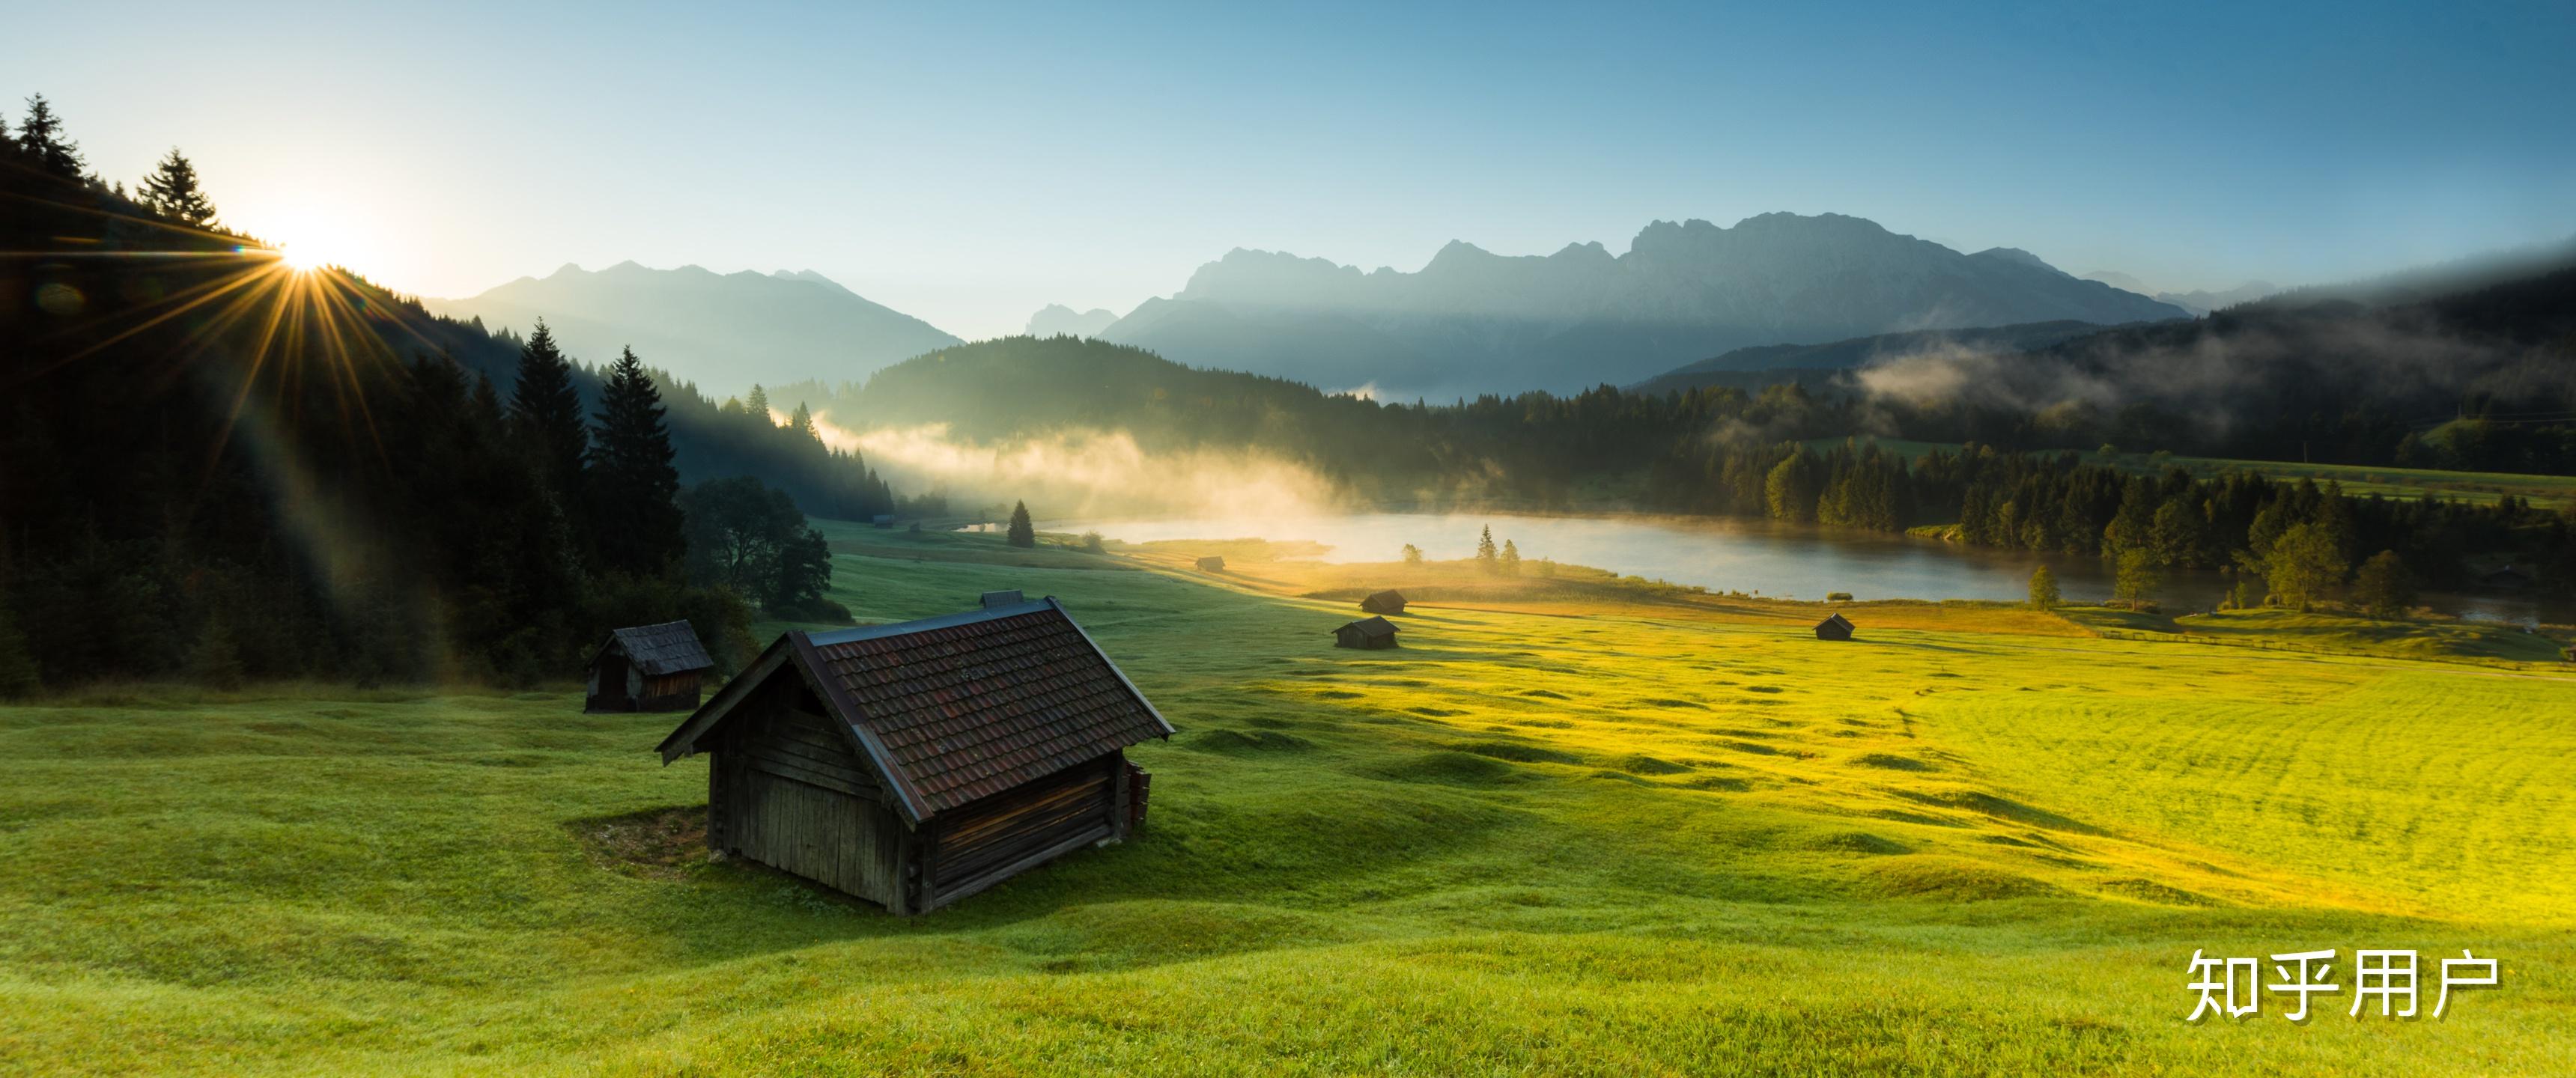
[840, 420, 1347, 521]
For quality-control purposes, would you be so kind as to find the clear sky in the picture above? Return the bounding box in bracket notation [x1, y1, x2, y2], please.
[15, 1, 2574, 339]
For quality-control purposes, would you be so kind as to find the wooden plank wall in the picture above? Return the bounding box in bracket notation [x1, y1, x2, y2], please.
[926, 754, 1117, 908]
[708, 691, 908, 910]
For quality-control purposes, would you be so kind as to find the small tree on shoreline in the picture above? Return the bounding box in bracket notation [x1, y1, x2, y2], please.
[2027, 565, 2060, 611]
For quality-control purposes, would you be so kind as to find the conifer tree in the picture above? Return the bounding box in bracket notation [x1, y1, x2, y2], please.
[509, 320, 589, 506]
[140, 147, 219, 228]
[2353, 550, 2413, 619]
[744, 384, 773, 424]
[589, 347, 685, 576]
[1475, 525, 1498, 572]
[15, 94, 84, 179]
[1499, 539, 1521, 576]
[789, 402, 820, 442]
[1006, 501, 1036, 548]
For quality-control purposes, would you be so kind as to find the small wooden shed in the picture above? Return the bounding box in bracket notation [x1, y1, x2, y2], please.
[2482, 564, 2533, 591]
[587, 621, 714, 713]
[1334, 615, 1400, 650]
[656, 597, 1173, 914]
[1196, 555, 1225, 572]
[1814, 613, 1855, 642]
[1360, 590, 1408, 615]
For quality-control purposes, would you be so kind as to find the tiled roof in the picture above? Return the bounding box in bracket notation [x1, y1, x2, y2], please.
[607, 621, 714, 675]
[801, 600, 1173, 817]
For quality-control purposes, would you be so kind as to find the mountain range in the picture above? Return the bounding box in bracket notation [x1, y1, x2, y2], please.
[1084, 213, 2190, 398]
[426, 263, 961, 392]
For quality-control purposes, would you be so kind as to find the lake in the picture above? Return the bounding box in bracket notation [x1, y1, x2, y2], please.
[1055, 511, 2568, 626]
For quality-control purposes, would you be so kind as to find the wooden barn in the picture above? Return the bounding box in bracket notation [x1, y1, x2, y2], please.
[1359, 590, 1408, 615]
[655, 597, 1173, 914]
[1196, 555, 1226, 572]
[1334, 615, 1400, 650]
[1814, 613, 1855, 642]
[587, 621, 714, 713]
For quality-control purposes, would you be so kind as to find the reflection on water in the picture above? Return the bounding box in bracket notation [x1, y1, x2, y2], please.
[1057, 512, 2567, 626]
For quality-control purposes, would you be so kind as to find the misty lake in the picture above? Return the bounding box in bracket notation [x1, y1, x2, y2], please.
[1056, 511, 2567, 626]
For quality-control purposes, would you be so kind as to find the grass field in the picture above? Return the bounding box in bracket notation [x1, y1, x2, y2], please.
[4, 530, 2573, 1075]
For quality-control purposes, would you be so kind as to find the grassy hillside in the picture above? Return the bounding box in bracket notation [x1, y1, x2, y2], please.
[3, 532, 2572, 1074]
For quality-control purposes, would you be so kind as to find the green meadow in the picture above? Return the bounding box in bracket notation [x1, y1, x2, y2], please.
[4, 532, 2574, 1076]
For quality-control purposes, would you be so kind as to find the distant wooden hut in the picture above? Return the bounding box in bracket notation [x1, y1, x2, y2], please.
[587, 621, 714, 713]
[1359, 590, 1408, 615]
[1196, 556, 1226, 572]
[1814, 613, 1855, 642]
[656, 597, 1172, 915]
[2482, 564, 2534, 591]
[1334, 615, 1400, 650]
[979, 589, 1025, 609]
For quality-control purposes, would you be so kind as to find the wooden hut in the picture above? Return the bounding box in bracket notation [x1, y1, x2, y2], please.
[655, 597, 1173, 914]
[2482, 564, 2534, 591]
[1196, 555, 1226, 572]
[1359, 590, 1408, 615]
[1334, 615, 1400, 650]
[587, 621, 714, 713]
[1814, 613, 1855, 642]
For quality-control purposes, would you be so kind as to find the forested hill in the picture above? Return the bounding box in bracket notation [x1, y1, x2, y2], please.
[0, 118, 884, 689]
[1867, 253, 2576, 473]
[1626, 320, 2126, 396]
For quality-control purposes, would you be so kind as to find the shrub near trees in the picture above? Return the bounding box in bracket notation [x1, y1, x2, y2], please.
[679, 478, 844, 622]
[2353, 551, 2415, 619]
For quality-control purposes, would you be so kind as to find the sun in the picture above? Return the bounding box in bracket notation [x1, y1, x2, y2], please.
[278, 243, 332, 272]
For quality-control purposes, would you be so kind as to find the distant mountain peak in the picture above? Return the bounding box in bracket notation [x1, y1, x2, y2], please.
[1027, 303, 1120, 338]
[427, 261, 961, 393]
[1972, 247, 2060, 273]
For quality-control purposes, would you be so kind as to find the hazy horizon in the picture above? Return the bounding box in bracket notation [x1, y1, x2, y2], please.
[16, 1, 2575, 340]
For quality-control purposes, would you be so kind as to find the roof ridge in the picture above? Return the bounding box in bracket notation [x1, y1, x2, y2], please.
[806, 599, 1055, 646]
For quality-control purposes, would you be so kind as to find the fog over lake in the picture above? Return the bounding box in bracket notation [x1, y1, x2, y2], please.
[1057, 511, 2566, 625]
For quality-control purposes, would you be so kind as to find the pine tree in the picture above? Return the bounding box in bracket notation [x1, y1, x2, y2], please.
[15, 94, 85, 179]
[509, 320, 589, 506]
[141, 147, 220, 228]
[744, 384, 773, 424]
[789, 403, 821, 442]
[1499, 539, 1522, 576]
[1474, 526, 1498, 573]
[2027, 565, 2060, 611]
[1006, 501, 1036, 548]
[589, 348, 685, 576]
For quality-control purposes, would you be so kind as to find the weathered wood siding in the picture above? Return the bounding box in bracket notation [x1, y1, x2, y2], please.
[709, 698, 908, 910]
[924, 753, 1120, 909]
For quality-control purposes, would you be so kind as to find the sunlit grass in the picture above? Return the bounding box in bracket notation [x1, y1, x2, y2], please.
[2, 530, 2572, 1074]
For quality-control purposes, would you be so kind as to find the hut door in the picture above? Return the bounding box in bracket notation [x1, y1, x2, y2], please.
[596, 654, 631, 708]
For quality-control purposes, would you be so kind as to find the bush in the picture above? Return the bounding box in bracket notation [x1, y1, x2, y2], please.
[1826, 591, 1854, 602]
[1078, 531, 1106, 554]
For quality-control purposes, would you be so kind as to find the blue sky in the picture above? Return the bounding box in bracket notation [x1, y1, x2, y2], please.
[16, 1, 2574, 338]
